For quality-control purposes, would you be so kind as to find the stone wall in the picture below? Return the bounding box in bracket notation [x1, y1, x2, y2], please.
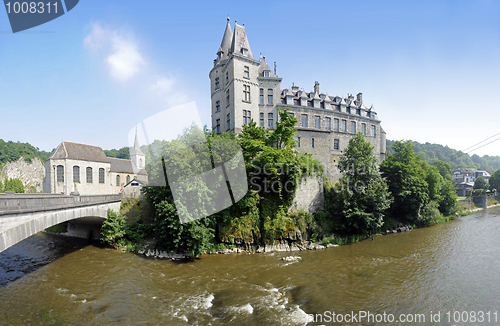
[0, 157, 44, 193]
[290, 174, 324, 214]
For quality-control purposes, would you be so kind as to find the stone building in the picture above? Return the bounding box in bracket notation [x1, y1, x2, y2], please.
[43, 133, 147, 195]
[209, 18, 386, 180]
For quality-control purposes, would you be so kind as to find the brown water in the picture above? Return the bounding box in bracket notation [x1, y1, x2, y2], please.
[1, 207, 500, 325]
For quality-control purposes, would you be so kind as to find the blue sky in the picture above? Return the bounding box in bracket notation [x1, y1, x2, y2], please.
[1, 0, 500, 156]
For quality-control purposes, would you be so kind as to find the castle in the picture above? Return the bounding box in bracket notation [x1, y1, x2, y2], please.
[209, 18, 386, 180]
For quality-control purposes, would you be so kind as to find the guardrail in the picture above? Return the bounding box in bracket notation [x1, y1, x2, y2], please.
[0, 193, 122, 216]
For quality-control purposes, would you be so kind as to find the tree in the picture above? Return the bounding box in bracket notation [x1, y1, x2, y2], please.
[489, 169, 500, 192]
[4, 178, 24, 193]
[0, 178, 3, 193]
[432, 160, 453, 180]
[328, 133, 391, 236]
[100, 209, 127, 248]
[473, 176, 487, 190]
[380, 140, 429, 225]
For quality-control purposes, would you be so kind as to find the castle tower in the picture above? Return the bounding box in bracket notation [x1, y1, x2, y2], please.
[210, 18, 282, 134]
[129, 131, 145, 170]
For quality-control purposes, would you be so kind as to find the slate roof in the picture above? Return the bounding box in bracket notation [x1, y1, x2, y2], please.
[258, 56, 277, 77]
[231, 23, 255, 59]
[50, 142, 109, 163]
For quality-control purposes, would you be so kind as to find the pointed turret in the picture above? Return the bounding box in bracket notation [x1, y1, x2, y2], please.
[217, 17, 233, 62]
[230, 23, 254, 59]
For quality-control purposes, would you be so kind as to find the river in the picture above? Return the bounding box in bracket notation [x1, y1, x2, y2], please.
[1, 206, 500, 325]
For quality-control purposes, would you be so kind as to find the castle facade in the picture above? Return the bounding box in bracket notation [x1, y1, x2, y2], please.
[210, 18, 386, 180]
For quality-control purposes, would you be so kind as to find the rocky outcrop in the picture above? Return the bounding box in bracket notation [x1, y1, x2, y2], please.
[0, 157, 44, 193]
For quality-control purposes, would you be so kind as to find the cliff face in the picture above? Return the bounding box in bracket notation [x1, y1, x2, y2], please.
[0, 157, 45, 193]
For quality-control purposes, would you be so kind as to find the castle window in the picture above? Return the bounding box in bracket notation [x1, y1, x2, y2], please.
[268, 113, 274, 128]
[351, 121, 356, 134]
[341, 119, 347, 132]
[334, 139, 339, 150]
[335, 106, 340, 112]
[301, 114, 308, 128]
[215, 77, 220, 89]
[371, 125, 376, 137]
[126, 175, 130, 184]
[267, 89, 273, 104]
[334, 118, 339, 131]
[362, 123, 367, 135]
[263, 70, 270, 77]
[307, 100, 313, 107]
[243, 110, 251, 125]
[259, 88, 264, 104]
[225, 71, 228, 83]
[216, 100, 220, 112]
[226, 89, 230, 106]
[73, 166, 80, 183]
[260, 113, 264, 127]
[241, 48, 248, 56]
[216, 119, 221, 134]
[312, 138, 315, 148]
[294, 99, 300, 105]
[315, 116, 321, 129]
[139, 159, 143, 168]
[244, 66, 249, 78]
[57, 165, 64, 182]
[297, 137, 301, 147]
[116, 175, 120, 187]
[86, 167, 92, 183]
[226, 113, 231, 131]
[243, 85, 251, 102]
[356, 108, 361, 115]
[325, 117, 331, 130]
[99, 168, 105, 184]
[289, 112, 294, 118]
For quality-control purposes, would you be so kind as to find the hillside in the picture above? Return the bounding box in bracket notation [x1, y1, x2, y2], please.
[0, 139, 51, 166]
[387, 140, 500, 173]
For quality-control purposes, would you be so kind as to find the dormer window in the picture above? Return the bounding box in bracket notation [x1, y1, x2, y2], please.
[283, 89, 288, 96]
[263, 70, 270, 77]
[241, 47, 248, 56]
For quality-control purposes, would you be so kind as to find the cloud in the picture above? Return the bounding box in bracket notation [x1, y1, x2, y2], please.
[83, 22, 193, 114]
[84, 22, 146, 81]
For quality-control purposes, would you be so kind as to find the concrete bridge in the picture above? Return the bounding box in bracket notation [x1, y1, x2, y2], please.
[0, 193, 121, 252]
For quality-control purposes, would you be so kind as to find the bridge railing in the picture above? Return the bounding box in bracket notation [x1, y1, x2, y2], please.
[0, 193, 122, 216]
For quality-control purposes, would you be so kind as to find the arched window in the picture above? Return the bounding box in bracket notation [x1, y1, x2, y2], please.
[126, 175, 130, 184]
[73, 166, 80, 182]
[56, 165, 64, 182]
[86, 167, 93, 183]
[139, 158, 143, 168]
[99, 168, 105, 183]
[116, 175, 120, 186]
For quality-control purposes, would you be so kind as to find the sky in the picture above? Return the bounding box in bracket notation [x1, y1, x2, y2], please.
[1, 0, 500, 156]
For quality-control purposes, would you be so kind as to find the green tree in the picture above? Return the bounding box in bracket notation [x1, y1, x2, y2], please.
[432, 160, 453, 180]
[380, 140, 429, 225]
[100, 209, 127, 247]
[489, 169, 500, 192]
[327, 133, 391, 236]
[473, 176, 487, 190]
[4, 178, 24, 193]
[0, 178, 3, 193]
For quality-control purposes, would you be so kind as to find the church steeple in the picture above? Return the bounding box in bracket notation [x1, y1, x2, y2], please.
[130, 130, 145, 170]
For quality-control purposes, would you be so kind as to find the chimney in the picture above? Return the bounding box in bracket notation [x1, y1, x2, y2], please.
[356, 92, 363, 105]
[291, 82, 299, 92]
[314, 81, 319, 94]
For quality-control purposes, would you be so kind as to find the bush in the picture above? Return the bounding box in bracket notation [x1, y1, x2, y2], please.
[100, 209, 127, 248]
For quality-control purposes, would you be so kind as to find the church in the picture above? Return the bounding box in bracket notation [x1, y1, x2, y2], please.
[42, 133, 148, 196]
[210, 18, 386, 180]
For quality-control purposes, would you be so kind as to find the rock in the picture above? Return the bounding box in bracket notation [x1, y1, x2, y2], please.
[138, 250, 145, 255]
[282, 256, 301, 262]
[326, 243, 338, 248]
